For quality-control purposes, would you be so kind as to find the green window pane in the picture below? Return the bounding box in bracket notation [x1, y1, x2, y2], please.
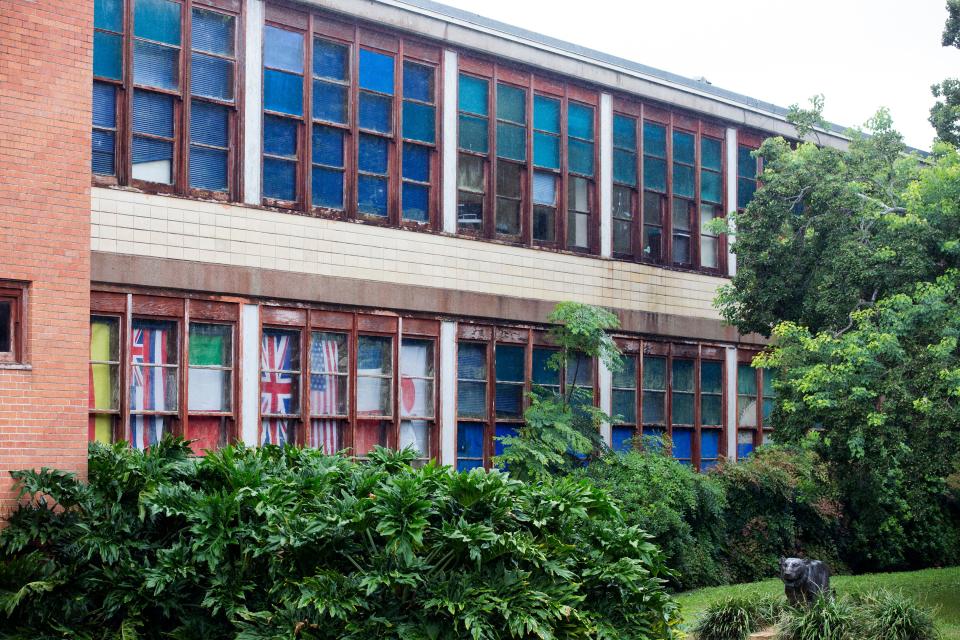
[95, 0, 123, 32]
[701, 394, 722, 426]
[533, 132, 560, 169]
[613, 355, 637, 388]
[614, 149, 637, 186]
[458, 114, 488, 153]
[134, 0, 181, 45]
[763, 370, 776, 396]
[459, 74, 488, 116]
[643, 122, 666, 158]
[568, 103, 594, 140]
[701, 360, 722, 394]
[738, 177, 757, 209]
[643, 356, 666, 390]
[534, 95, 560, 133]
[568, 139, 594, 176]
[701, 169, 722, 203]
[673, 130, 695, 164]
[613, 389, 636, 424]
[673, 163, 695, 198]
[672, 359, 694, 392]
[642, 390, 665, 424]
[94, 31, 123, 80]
[497, 83, 526, 124]
[702, 137, 722, 170]
[673, 392, 694, 425]
[738, 145, 757, 178]
[613, 114, 637, 149]
[737, 364, 757, 394]
[532, 348, 560, 386]
[644, 157, 666, 192]
[497, 122, 526, 161]
[189, 323, 231, 366]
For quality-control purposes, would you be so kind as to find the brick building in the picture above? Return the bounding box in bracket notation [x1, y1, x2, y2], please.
[0, 0, 850, 510]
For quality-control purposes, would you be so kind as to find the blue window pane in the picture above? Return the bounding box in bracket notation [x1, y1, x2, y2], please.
[702, 137, 722, 171]
[701, 429, 720, 459]
[737, 442, 754, 459]
[738, 146, 757, 178]
[93, 82, 116, 128]
[190, 101, 228, 147]
[457, 422, 484, 459]
[359, 49, 394, 94]
[532, 348, 559, 385]
[132, 91, 173, 137]
[495, 384, 523, 417]
[495, 345, 524, 382]
[358, 134, 388, 174]
[613, 114, 637, 149]
[458, 343, 487, 379]
[403, 101, 435, 143]
[92, 130, 115, 175]
[312, 125, 343, 167]
[264, 69, 303, 116]
[533, 132, 560, 169]
[312, 167, 343, 210]
[359, 92, 392, 133]
[402, 143, 430, 182]
[738, 177, 756, 209]
[192, 8, 234, 56]
[263, 26, 304, 73]
[95, 0, 123, 32]
[263, 158, 296, 201]
[458, 381, 487, 417]
[134, 41, 180, 90]
[673, 163, 695, 198]
[702, 170, 722, 203]
[93, 31, 123, 80]
[568, 139, 594, 176]
[672, 428, 693, 460]
[673, 131, 695, 165]
[314, 38, 348, 81]
[458, 115, 488, 154]
[458, 75, 488, 116]
[132, 136, 172, 163]
[457, 459, 484, 471]
[534, 95, 560, 133]
[614, 149, 637, 186]
[403, 61, 434, 103]
[313, 80, 347, 124]
[263, 115, 297, 157]
[644, 157, 666, 192]
[358, 176, 388, 216]
[612, 426, 634, 453]
[134, 0, 181, 45]
[497, 122, 526, 162]
[191, 53, 234, 101]
[402, 183, 429, 222]
[643, 122, 666, 158]
[494, 424, 519, 457]
[568, 103, 594, 140]
[189, 146, 228, 191]
[497, 84, 526, 124]
[532, 172, 556, 206]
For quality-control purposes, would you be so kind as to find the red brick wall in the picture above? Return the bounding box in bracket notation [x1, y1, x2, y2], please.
[0, 0, 93, 513]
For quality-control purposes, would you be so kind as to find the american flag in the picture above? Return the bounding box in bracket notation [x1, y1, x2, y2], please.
[130, 324, 168, 450]
[310, 336, 340, 453]
[261, 331, 293, 445]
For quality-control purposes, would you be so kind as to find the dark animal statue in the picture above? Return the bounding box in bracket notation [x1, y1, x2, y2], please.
[779, 557, 830, 606]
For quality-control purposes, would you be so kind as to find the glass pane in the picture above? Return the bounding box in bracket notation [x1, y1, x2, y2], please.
[613, 355, 636, 388]
[357, 371, 391, 416]
[566, 353, 593, 387]
[643, 157, 666, 192]
[673, 392, 694, 425]
[403, 61, 434, 102]
[400, 420, 430, 458]
[642, 390, 665, 425]
[313, 125, 344, 167]
[132, 90, 174, 137]
[763, 370, 776, 397]
[567, 212, 589, 249]
[457, 154, 484, 192]
[673, 130, 695, 164]
[613, 149, 637, 186]
[95, 0, 123, 32]
[497, 161, 521, 199]
[738, 145, 757, 178]
[568, 139, 594, 176]
[403, 101, 435, 142]
[310, 418, 343, 452]
[134, 40, 180, 90]
[497, 83, 526, 124]
[311, 332, 348, 373]
[263, 114, 297, 157]
[702, 394, 722, 426]
[402, 143, 430, 182]
[643, 225, 661, 261]
[358, 134, 389, 174]
[359, 92, 392, 133]
[189, 368, 230, 411]
[738, 177, 757, 209]
[568, 176, 589, 212]
[672, 428, 693, 460]
[261, 372, 300, 416]
[130, 366, 178, 411]
[93, 31, 123, 80]
[192, 8, 234, 56]
[643, 356, 666, 390]
[313, 80, 347, 124]
[702, 429, 721, 459]
[532, 171, 556, 205]
[643, 122, 666, 158]
[458, 342, 486, 379]
[458, 74, 488, 115]
[534, 206, 555, 241]
[457, 421, 484, 460]
[402, 184, 429, 222]
[613, 389, 636, 424]
[402, 380, 435, 418]
[90, 316, 120, 361]
[189, 323, 231, 366]
[643, 191, 662, 225]
[737, 364, 757, 394]
[458, 114, 488, 153]
[458, 381, 486, 418]
[93, 81, 116, 126]
[310, 375, 347, 416]
[701, 236, 719, 269]
[701, 137, 722, 171]
[673, 198, 691, 231]
[737, 430, 755, 458]
[188, 146, 227, 202]
[496, 122, 526, 161]
[358, 176, 388, 216]
[568, 103, 594, 140]
[701, 169, 722, 203]
[533, 95, 560, 133]
[263, 158, 296, 201]
[495, 384, 523, 418]
[358, 335, 392, 373]
[612, 426, 634, 453]
[262, 328, 299, 370]
[264, 68, 304, 116]
[131, 137, 172, 183]
[613, 114, 637, 149]
[263, 25, 304, 72]
[494, 423, 520, 457]
[495, 344, 524, 382]
[738, 396, 758, 427]
[533, 132, 560, 169]
[672, 359, 694, 392]
[457, 192, 483, 231]
[131, 415, 170, 449]
[532, 348, 560, 386]
[355, 420, 387, 454]
[673, 163, 695, 198]
[401, 338, 434, 375]
[190, 101, 228, 148]
[496, 198, 520, 236]
[260, 418, 292, 446]
[701, 360, 723, 393]
[314, 38, 348, 81]
[134, 0, 181, 45]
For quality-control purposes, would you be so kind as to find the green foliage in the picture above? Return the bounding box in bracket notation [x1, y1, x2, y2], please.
[777, 596, 861, 640]
[545, 302, 623, 375]
[692, 596, 785, 640]
[775, 591, 939, 640]
[575, 449, 729, 590]
[930, 79, 960, 146]
[0, 440, 681, 639]
[857, 590, 940, 640]
[787, 95, 827, 142]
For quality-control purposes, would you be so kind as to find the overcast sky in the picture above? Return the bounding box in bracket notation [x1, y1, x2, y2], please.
[431, 0, 957, 150]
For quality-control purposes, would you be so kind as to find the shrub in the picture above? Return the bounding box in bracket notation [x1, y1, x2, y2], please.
[855, 589, 939, 640]
[777, 595, 860, 640]
[0, 439, 681, 639]
[576, 449, 729, 590]
[692, 596, 785, 640]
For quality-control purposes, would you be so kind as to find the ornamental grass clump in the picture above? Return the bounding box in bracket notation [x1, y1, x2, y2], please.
[0, 438, 680, 639]
[855, 589, 939, 640]
[692, 595, 785, 640]
[777, 594, 859, 640]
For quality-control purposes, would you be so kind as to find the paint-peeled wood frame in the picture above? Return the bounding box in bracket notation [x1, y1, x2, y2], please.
[0, 283, 27, 365]
[92, 0, 244, 202]
[736, 347, 774, 452]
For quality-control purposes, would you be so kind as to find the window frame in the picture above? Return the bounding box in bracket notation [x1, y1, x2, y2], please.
[91, 0, 243, 201]
[737, 130, 764, 212]
[611, 98, 728, 274]
[736, 349, 774, 456]
[0, 284, 27, 365]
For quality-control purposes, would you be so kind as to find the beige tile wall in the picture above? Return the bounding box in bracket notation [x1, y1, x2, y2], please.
[90, 187, 725, 320]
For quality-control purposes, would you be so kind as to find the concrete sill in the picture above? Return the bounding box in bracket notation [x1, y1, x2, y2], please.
[0, 363, 32, 371]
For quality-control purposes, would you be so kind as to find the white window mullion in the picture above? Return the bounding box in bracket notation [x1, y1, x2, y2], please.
[243, 0, 264, 205]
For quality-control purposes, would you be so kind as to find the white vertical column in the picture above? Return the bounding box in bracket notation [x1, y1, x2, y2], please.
[439, 321, 457, 465]
[599, 93, 613, 258]
[241, 304, 261, 445]
[725, 346, 738, 461]
[725, 126, 738, 276]
[598, 359, 613, 446]
[442, 50, 459, 234]
[243, 0, 264, 206]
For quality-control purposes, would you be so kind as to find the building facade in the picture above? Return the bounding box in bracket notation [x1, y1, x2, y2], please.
[0, 0, 845, 510]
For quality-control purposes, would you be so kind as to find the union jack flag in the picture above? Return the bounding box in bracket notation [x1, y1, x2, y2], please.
[261, 331, 294, 445]
[130, 323, 170, 450]
[310, 336, 340, 453]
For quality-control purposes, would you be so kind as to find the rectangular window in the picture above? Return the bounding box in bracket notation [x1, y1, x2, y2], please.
[456, 341, 487, 470]
[130, 318, 179, 450]
[700, 137, 723, 270]
[262, 24, 304, 204]
[187, 323, 233, 451]
[611, 354, 637, 452]
[642, 122, 667, 262]
[641, 354, 667, 444]
[355, 334, 393, 456]
[671, 130, 695, 267]
[260, 327, 301, 445]
[495, 82, 527, 239]
[91, 0, 239, 197]
[612, 114, 638, 256]
[309, 331, 348, 453]
[89, 315, 121, 443]
[700, 360, 723, 469]
[532, 95, 561, 244]
[738, 144, 759, 210]
[566, 102, 595, 250]
[400, 337, 435, 465]
[457, 74, 489, 234]
[736, 358, 774, 457]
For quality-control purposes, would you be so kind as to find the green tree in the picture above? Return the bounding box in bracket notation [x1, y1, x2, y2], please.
[930, 0, 960, 145]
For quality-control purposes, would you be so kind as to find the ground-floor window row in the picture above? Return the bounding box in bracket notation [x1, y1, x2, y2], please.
[88, 291, 772, 469]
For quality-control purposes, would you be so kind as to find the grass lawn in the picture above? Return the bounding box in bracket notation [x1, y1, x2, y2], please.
[675, 566, 960, 639]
